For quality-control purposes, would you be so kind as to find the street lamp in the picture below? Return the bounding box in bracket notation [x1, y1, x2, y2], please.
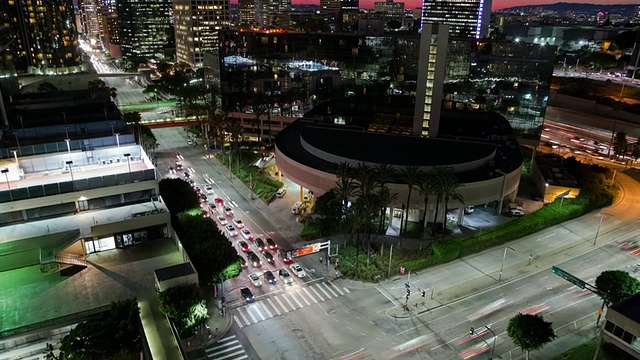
[114, 133, 120, 147]
[66, 161, 74, 182]
[124, 153, 132, 173]
[594, 213, 613, 246]
[387, 243, 395, 278]
[1, 168, 12, 201]
[469, 326, 497, 359]
[498, 247, 515, 283]
[64, 138, 71, 154]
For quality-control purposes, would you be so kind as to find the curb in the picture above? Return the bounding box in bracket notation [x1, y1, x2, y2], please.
[207, 312, 233, 345]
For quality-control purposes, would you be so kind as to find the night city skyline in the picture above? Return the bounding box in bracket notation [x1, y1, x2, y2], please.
[275, 0, 640, 10]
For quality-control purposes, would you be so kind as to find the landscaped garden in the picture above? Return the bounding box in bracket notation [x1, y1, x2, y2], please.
[215, 151, 283, 203]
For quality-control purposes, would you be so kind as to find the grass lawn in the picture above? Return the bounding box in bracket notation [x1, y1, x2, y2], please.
[552, 337, 636, 360]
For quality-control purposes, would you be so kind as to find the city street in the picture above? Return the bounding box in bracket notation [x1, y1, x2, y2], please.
[152, 125, 640, 359]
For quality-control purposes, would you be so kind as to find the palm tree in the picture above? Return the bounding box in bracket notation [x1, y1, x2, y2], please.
[399, 166, 423, 234]
[439, 170, 464, 240]
[225, 117, 244, 166]
[335, 161, 354, 180]
[123, 112, 142, 143]
[375, 185, 398, 233]
[354, 162, 375, 197]
[332, 177, 358, 226]
[430, 167, 447, 236]
[416, 173, 436, 235]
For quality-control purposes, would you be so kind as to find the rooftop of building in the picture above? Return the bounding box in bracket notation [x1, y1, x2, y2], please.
[535, 156, 579, 188]
[610, 292, 640, 324]
[154, 262, 197, 282]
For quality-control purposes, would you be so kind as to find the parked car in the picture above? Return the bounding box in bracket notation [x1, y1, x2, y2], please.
[262, 251, 274, 264]
[249, 273, 262, 287]
[240, 287, 254, 303]
[264, 270, 276, 285]
[464, 206, 474, 214]
[225, 224, 238, 236]
[290, 263, 306, 278]
[241, 228, 253, 241]
[279, 269, 293, 284]
[276, 188, 287, 198]
[291, 201, 303, 215]
[232, 218, 244, 228]
[266, 238, 277, 250]
[255, 238, 266, 251]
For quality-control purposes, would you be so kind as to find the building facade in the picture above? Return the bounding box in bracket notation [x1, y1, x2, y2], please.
[79, 0, 102, 40]
[374, 0, 405, 24]
[254, 0, 291, 28]
[320, 0, 340, 23]
[117, 0, 174, 65]
[173, 0, 230, 67]
[420, 0, 491, 38]
[239, 0, 256, 26]
[0, 0, 82, 74]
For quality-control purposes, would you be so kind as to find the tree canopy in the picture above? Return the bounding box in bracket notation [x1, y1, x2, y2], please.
[159, 178, 200, 215]
[60, 299, 141, 360]
[506, 313, 556, 358]
[595, 270, 640, 306]
[159, 284, 208, 338]
[613, 132, 628, 158]
[177, 212, 241, 284]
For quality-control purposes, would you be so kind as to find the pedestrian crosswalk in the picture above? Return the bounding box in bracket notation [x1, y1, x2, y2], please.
[232, 282, 351, 328]
[204, 334, 249, 360]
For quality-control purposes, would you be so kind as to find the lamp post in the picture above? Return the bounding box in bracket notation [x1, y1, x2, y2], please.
[64, 138, 71, 154]
[387, 243, 395, 278]
[498, 247, 515, 283]
[496, 170, 507, 215]
[114, 133, 120, 147]
[66, 161, 74, 182]
[594, 213, 613, 246]
[124, 153, 132, 173]
[13, 131, 21, 156]
[1, 168, 12, 201]
[485, 326, 497, 359]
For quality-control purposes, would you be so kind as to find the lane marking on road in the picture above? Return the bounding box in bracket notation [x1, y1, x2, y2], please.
[252, 304, 266, 321]
[297, 289, 312, 306]
[329, 282, 345, 296]
[214, 349, 246, 360]
[207, 343, 242, 354]
[375, 286, 399, 307]
[275, 295, 290, 312]
[282, 294, 297, 310]
[237, 308, 251, 326]
[309, 285, 325, 302]
[208, 338, 239, 351]
[233, 315, 243, 328]
[316, 283, 333, 299]
[259, 302, 273, 318]
[288, 292, 305, 309]
[343, 287, 351, 294]
[245, 307, 259, 323]
[266, 298, 281, 316]
[322, 282, 339, 297]
[302, 288, 319, 304]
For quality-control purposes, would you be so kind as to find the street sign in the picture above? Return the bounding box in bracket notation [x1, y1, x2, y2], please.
[405, 282, 410, 289]
[297, 246, 314, 256]
[551, 266, 586, 288]
[555, 190, 571, 199]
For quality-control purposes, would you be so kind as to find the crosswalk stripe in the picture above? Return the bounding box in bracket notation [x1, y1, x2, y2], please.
[213, 349, 246, 360]
[309, 285, 325, 301]
[267, 298, 281, 315]
[343, 287, 351, 294]
[282, 293, 297, 310]
[302, 288, 319, 303]
[259, 302, 273, 318]
[315, 283, 332, 299]
[245, 307, 259, 323]
[219, 335, 236, 342]
[322, 282, 339, 297]
[207, 340, 239, 352]
[329, 282, 344, 296]
[297, 289, 312, 306]
[208, 344, 242, 355]
[233, 315, 243, 328]
[288, 292, 305, 308]
[237, 308, 251, 325]
[275, 295, 290, 312]
[252, 304, 266, 321]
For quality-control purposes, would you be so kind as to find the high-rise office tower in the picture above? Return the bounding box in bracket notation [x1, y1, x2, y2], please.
[420, 0, 490, 38]
[413, 23, 448, 137]
[0, 0, 82, 74]
[173, 0, 229, 67]
[79, 0, 102, 40]
[117, 0, 173, 65]
[254, 0, 291, 28]
[374, 0, 405, 24]
[320, 0, 340, 23]
[239, 0, 256, 26]
[339, 0, 359, 30]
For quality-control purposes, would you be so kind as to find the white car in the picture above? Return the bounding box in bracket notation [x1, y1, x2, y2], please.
[279, 269, 293, 284]
[216, 215, 228, 225]
[509, 209, 525, 217]
[225, 224, 238, 236]
[232, 218, 244, 228]
[187, 139, 193, 145]
[249, 273, 262, 287]
[241, 228, 253, 241]
[290, 264, 306, 278]
[204, 184, 214, 194]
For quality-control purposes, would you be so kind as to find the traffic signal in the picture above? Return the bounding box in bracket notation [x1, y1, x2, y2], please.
[421, 290, 426, 298]
[469, 327, 474, 335]
[406, 288, 410, 296]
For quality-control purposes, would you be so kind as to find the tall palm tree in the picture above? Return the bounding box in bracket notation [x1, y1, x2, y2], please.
[373, 163, 396, 189]
[335, 161, 354, 181]
[430, 167, 447, 236]
[349, 199, 368, 276]
[332, 177, 358, 226]
[354, 162, 375, 198]
[375, 185, 398, 233]
[440, 170, 464, 240]
[225, 117, 244, 166]
[416, 173, 436, 235]
[400, 166, 423, 234]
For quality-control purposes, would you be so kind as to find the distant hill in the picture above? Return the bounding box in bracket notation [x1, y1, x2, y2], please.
[497, 2, 637, 17]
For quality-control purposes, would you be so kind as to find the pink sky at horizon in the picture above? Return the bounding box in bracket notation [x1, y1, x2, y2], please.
[283, 0, 638, 11]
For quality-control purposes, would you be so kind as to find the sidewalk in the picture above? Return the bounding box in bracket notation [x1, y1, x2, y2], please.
[183, 292, 233, 358]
